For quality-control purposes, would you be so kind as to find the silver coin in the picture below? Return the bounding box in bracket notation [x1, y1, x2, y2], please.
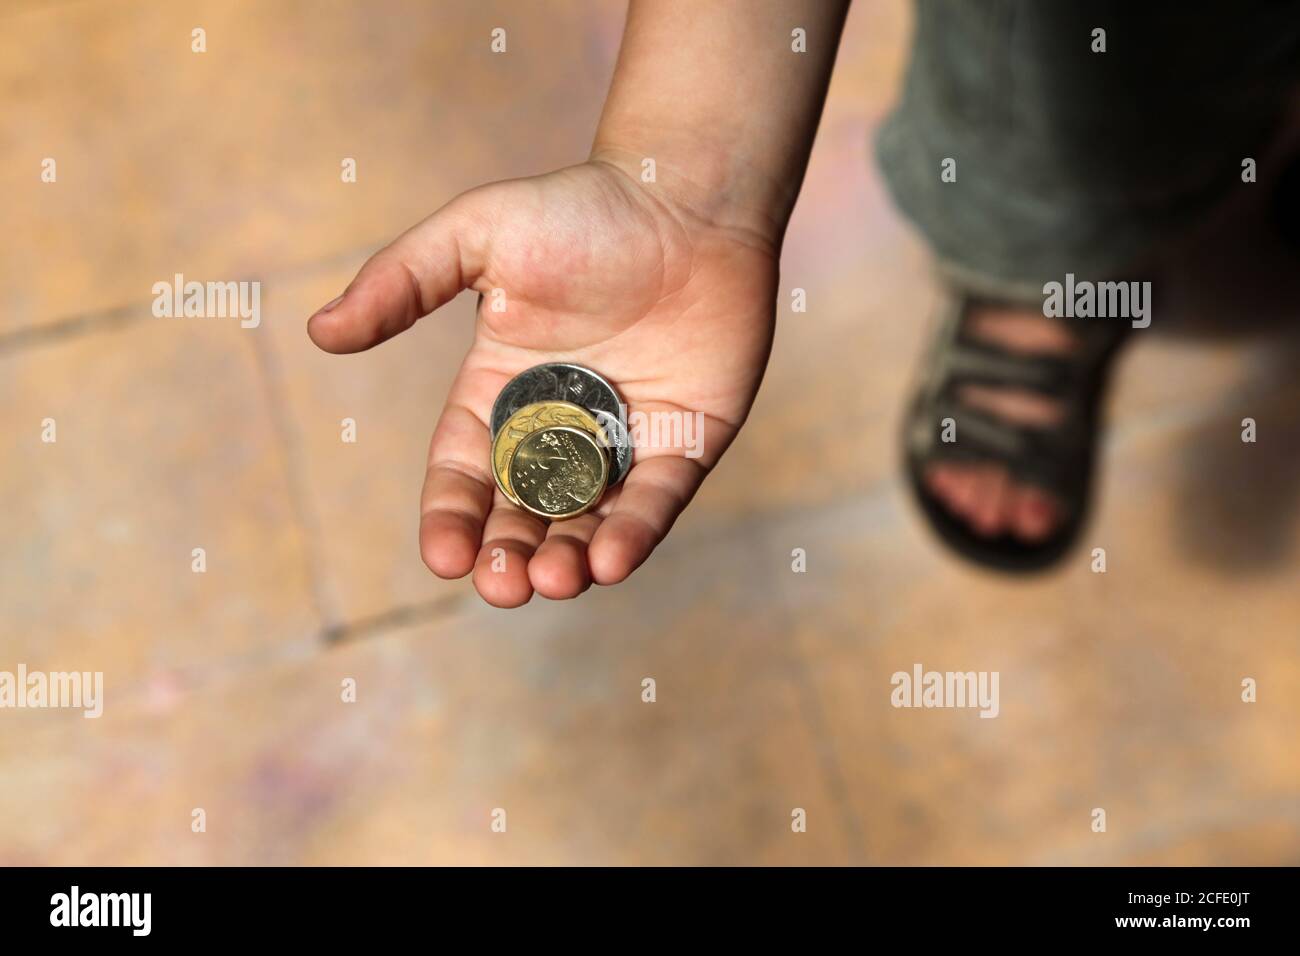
[490, 363, 632, 485]
[591, 408, 633, 487]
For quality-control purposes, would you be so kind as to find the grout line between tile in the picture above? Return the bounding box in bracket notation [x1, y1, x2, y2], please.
[761, 519, 875, 863]
[0, 302, 146, 358]
[0, 239, 380, 357]
[323, 593, 467, 645]
[244, 302, 345, 638]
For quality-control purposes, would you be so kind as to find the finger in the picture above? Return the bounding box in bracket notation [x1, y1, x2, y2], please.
[528, 513, 602, 600]
[588, 456, 706, 586]
[418, 401, 495, 579]
[472, 497, 549, 608]
[307, 191, 493, 353]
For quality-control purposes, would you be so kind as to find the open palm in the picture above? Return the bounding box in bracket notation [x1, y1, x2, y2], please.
[308, 161, 778, 606]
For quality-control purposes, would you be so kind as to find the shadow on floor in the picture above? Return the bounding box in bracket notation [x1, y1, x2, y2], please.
[1154, 117, 1300, 574]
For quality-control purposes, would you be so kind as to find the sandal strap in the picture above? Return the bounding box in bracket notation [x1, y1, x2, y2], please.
[910, 397, 1090, 501]
[906, 295, 1122, 509]
[937, 337, 1080, 399]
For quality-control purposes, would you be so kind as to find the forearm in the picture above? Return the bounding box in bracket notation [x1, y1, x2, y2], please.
[592, 0, 850, 243]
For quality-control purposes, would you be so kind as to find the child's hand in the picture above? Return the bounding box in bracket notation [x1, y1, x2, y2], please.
[309, 0, 850, 605]
[308, 158, 778, 605]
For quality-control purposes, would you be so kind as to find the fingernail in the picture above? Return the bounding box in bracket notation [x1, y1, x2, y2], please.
[314, 294, 345, 316]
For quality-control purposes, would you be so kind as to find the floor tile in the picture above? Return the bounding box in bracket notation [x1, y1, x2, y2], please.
[258, 258, 478, 624]
[1, 0, 624, 334]
[773, 379, 1300, 865]
[0, 523, 857, 865]
[0, 317, 319, 698]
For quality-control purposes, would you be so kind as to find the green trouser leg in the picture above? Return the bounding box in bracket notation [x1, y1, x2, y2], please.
[876, 0, 1300, 301]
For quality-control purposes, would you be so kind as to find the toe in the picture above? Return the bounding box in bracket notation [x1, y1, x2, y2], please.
[1012, 485, 1060, 543]
[968, 467, 1010, 537]
[925, 463, 955, 499]
[947, 465, 982, 517]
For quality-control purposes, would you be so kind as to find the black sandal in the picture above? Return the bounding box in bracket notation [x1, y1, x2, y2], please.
[902, 293, 1129, 572]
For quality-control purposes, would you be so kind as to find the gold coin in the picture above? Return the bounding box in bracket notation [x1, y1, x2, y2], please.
[492, 401, 606, 504]
[509, 425, 609, 520]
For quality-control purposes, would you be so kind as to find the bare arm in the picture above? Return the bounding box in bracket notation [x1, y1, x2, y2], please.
[593, 0, 851, 244]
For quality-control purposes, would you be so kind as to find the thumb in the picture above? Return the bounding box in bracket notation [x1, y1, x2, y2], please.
[307, 192, 491, 353]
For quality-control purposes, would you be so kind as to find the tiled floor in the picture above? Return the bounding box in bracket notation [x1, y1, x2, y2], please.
[2, 0, 1297, 865]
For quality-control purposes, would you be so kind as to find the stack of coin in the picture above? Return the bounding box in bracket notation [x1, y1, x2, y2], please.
[489, 363, 631, 520]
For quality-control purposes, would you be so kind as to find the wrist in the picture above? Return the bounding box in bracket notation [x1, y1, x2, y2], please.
[589, 138, 791, 250]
